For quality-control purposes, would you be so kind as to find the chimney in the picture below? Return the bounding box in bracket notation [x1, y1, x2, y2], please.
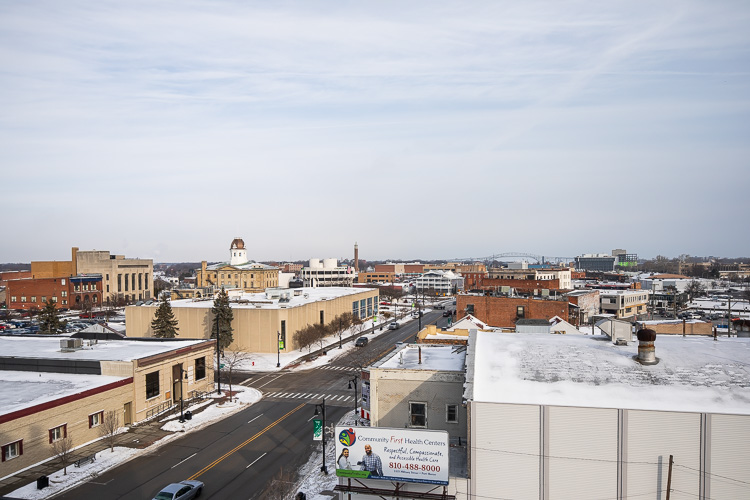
[636, 328, 658, 365]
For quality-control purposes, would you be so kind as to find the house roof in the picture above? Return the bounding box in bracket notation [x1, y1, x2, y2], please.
[465, 330, 750, 415]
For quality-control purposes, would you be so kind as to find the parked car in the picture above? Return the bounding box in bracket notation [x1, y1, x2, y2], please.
[388, 322, 399, 330]
[355, 336, 369, 347]
[434, 304, 445, 310]
[442, 310, 452, 317]
[153, 480, 204, 500]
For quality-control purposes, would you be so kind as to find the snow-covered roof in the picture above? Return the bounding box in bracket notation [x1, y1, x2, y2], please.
[0, 371, 128, 418]
[450, 314, 489, 331]
[0, 336, 208, 362]
[166, 286, 374, 310]
[466, 330, 750, 415]
[375, 344, 466, 372]
[205, 260, 276, 271]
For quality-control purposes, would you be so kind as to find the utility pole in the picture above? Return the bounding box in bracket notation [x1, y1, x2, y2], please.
[665, 454, 674, 500]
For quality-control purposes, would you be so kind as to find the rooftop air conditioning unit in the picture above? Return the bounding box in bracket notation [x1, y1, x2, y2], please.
[60, 338, 83, 352]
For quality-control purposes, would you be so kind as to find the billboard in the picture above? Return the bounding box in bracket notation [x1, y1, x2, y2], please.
[334, 426, 449, 485]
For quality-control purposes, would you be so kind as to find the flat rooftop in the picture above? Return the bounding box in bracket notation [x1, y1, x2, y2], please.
[466, 331, 750, 415]
[163, 286, 374, 310]
[376, 344, 466, 372]
[0, 336, 208, 362]
[1, 371, 127, 418]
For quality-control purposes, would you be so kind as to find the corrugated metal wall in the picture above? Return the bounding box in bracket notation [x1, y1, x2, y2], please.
[709, 413, 750, 499]
[548, 406, 618, 499]
[472, 402, 540, 498]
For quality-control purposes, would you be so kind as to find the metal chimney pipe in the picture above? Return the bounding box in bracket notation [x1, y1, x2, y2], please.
[636, 328, 658, 365]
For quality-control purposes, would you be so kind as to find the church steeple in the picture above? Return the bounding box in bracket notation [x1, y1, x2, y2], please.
[230, 237, 247, 265]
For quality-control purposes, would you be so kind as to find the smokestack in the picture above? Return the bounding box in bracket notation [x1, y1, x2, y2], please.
[636, 328, 658, 365]
[354, 242, 359, 273]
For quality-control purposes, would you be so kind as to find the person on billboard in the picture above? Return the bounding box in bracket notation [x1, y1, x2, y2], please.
[337, 448, 352, 469]
[358, 444, 383, 476]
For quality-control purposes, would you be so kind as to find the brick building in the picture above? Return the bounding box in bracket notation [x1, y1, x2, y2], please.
[479, 277, 561, 293]
[565, 289, 601, 325]
[5, 275, 103, 311]
[357, 271, 396, 284]
[457, 294, 569, 328]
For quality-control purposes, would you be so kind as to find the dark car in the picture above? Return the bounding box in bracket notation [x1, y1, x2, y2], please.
[442, 310, 452, 317]
[153, 480, 204, 500]
[354, 336, 369, 347]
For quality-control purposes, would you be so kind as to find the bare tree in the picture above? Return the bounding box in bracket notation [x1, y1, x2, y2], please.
[293, 325, 317, 353]
[51, 435, 75, 475]
[263, 466, 297, 500]
[99, 410, 120, 452]
[312, 323, 331, 351]
[221, 348, 254, 398]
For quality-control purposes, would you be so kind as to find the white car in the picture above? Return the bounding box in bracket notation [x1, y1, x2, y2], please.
[153, 480, 204, 500]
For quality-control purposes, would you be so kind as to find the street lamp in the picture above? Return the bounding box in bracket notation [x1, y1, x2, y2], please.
[313, 400, 328, 474]
[277, 330, 281, 368]
[338, 317, 343, 349]
[348, 375, 359, 424]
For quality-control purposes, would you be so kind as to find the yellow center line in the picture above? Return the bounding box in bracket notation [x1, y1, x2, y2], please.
[188, 402, 306, 480]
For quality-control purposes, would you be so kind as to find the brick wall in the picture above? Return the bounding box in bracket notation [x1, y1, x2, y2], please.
[480, 278, 561, 293]
[457, 295, 569, 328]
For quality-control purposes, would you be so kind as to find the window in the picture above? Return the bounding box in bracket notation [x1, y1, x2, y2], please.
[61, 291, 67, 297]
[145, 273, 149, 289]
[446, 404, 459, 423]
[516, 306, 525, 319]
[195, 357, 206, 380]
[11, 296, 16, 303]
[107, 285, 109, 293]
[138, 273, 142, 290]
[21, 296, 26, 302]
[49, 424, 67, 443]
[62, 300, 67, 305]
[320, 311, 325, 325]
[52, 297, 58, 303]
[106, 274, 109, 281]
[1, 440, 22, 462]
[118, 274, 122, 292]
[466, 304, 475, 314]
[31, 296, 37, 303]
[131, 273, 135, 291]
[89, 411, 103, 428]
[124, 274, 128, 291]
[146, 371, 160, 399]
[409, 402, 427, 427]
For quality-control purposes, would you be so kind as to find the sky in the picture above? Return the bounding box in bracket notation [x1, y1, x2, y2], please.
[1, 1, 749, 264]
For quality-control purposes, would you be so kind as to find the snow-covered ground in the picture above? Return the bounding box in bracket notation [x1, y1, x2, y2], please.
[8, 386, 262, 499]
[9, 310, 425, 499]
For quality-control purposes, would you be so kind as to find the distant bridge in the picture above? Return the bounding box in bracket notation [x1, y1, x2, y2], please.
[451, 253, 576, 265]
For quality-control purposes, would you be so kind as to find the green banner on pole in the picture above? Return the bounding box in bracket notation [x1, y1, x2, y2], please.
[313, 418, 322, 441]
[278, 340, 285, 350]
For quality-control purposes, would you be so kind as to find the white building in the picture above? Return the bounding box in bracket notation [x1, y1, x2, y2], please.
[599, 289, 651, 319]
[369, 344, 467, 441]
[301, 259, 354, 287]
[415, 270, 463, 295]
[464, 330, 750, 500]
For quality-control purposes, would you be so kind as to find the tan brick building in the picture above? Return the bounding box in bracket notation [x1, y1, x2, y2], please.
[195, 238, 279, 293]
[126, 287, 379, 353]
[0, 337, 214, 476]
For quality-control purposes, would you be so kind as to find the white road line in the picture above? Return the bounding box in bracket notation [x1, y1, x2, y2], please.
[301, 393, 312, 398]
[311, 394, 321, 399]
[343, 396, 352, 401]
[289, 393, 300, 398]
[171, 453, 197, 469]
[247, 415, 262, 424]
[257, 374, 284, 389]
[335, 395, 346, 401]
[246, 452, 267, 469]
[265, 392, 277, 397]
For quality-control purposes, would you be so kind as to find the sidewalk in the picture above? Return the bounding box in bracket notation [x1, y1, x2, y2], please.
[0, 394, 229, 498]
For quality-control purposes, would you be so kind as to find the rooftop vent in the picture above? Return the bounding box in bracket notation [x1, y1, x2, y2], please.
[635, 328, 658, 365]
[60, 338, 83, 352]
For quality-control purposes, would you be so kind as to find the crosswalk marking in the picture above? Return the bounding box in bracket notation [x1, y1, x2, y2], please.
[264, 391, 354, 403]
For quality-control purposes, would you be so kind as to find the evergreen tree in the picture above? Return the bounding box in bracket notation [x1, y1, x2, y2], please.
[38, 299, 65, 334]
[151, 297, 179, 338]
[211, 288, 234, 351]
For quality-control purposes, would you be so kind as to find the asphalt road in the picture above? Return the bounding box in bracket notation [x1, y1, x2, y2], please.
[55, 305, 451, 499]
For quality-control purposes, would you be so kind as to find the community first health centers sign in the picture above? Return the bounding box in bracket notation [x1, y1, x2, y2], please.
[334, 426, 449, 485]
